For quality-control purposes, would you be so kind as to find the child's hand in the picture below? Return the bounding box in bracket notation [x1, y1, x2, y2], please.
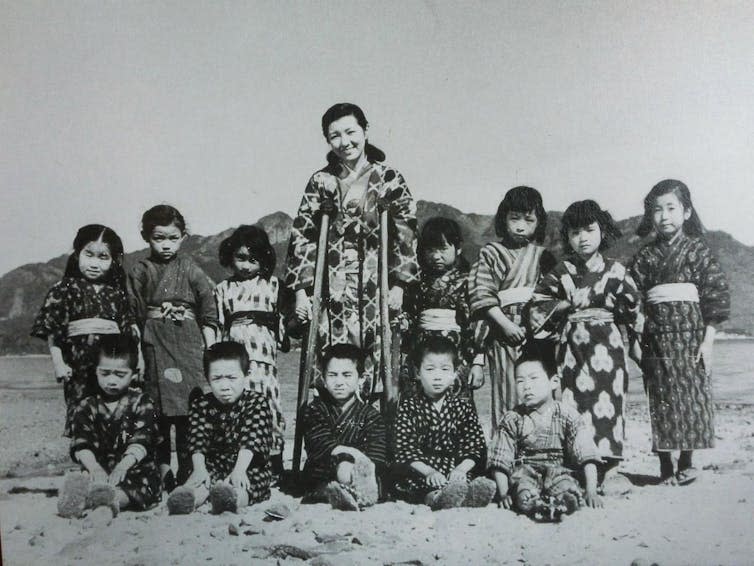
[696, 339, 714, 376]
[584, 488, 603, 508]
[388, 286, 404, 311]
[468, 365, 485, 389]
[499, 319, 526, 346]
[497, 494, 513, 509]
[136, 352, 146, 380]
[108, 460, 132, 487]
[295, 290, 312, 323]
[53, 361, 73, 383]
[185, 468, 211, 489]
[425, 471, 447, 489]
[227, 470, 250, 493]
[629, 341, 642, 365]
[448, 468, 469, 484]
[87, 466, 108, 484]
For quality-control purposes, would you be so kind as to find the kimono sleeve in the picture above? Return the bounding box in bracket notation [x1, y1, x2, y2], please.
[562, 404, 601, 468]
[361, 406, 388, 469]
[696, 242, 730, 325]
[127, 262, 149, 326]
[456, 278, 478, 363]
[188, 395, 211, 455]
[190, 263, 218, 329]
[455, 399, 487, 469]
[467, 246, 506, 316]
[392, 398, 427, 466]
[237, 392, 272, 457]
[627, 247, 651, 294]
[383, 169, 419, 287]
[613, 263, 644, 338]
[213, 282, 228, 339]
[30, 280, 69, 345]
[128, 393, 160, 453]
[487, 412, 519, 475]
[303, 401, 339, 463]
[285, 177, 324, 292]
[69, 399, 100, 461]
[528, 263, 569, 338]
[115, 287, 137, 334]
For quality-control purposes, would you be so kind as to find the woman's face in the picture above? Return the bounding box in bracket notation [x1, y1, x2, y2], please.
[326, 115, 367, 166]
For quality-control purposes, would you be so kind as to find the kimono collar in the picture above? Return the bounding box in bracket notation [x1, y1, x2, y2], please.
[337, 159, 373, 183]
[569, 252, 605, 273]
[656, 229, 687, 249]
[499, 234, 532, 250]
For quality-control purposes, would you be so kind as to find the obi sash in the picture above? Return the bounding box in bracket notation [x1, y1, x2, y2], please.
[497, 286, 535, 309]
[229, 310, 279, 333]
[567, 308, 614, 324]
[646, 283, 699, 305]
[418, 309, 460, 332]
[146, 303, 196, 322]
[67, 318, 120, 337]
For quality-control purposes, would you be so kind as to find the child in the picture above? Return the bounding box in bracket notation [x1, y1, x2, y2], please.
[302, 343, 387, 510]
[468, 186, 556, 427]
[58, 335, 161, 518]
[32, 224, 138, 436]
[629, 180, 729, 484]
[488, 346, 603, 521]
[392, 335, 495, 510]
[215, 225, 288, 478]
[128, 205, 218, 489]
[167, 342, 273, 514]
[403, 217, 478, 397]
[529, 200, 643, 473]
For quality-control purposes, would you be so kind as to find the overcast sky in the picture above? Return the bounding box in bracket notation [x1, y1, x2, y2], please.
[2, 1, 753, 275]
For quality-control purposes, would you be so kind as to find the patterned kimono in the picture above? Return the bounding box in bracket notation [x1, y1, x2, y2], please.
[392, 391, 487, 501]
[70, 389, 161, 510]
[488, 401, 601, 511]
[468, 240, 555, 425]
[286, 161, 419, 398]
[529, 254, 643, 459]
[303, 395, 387, 486]
[215, 275, 286, 455]
[629, 233, 729, 451]
[188, 389, 272, 504]
[128, 255, 218, 416]
[31, 277, 135, 435]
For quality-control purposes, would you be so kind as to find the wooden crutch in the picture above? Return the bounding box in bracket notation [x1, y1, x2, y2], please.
[379, 201, 399, 417]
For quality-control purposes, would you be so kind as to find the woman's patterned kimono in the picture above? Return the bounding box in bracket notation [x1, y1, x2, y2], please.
[629, 233, 729, 451]
[529, 253, 643, 459]
[468, 240, 555, 426]
[70, 389, 162, 510]
[215, 275, 286, 455]
[286, 161, 419, 398]
[128, 255, 218, 416]
[31, 277, 136, 435]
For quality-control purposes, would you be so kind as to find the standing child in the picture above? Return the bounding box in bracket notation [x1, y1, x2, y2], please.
[167, 342, 272, 514]
[32, 224, 137, 436]
[128, 205, 218, 489]
[392, 336, 496, 510]
[529, 200, 643, 475]
[468, 186, 556, 427]
[58, 335, 161, 517]
[302, 343, 387, 510]
[215, 225, 288, 478]
[403, 217, 478, 397]
[629, 180, 729, 484]
[489, 346, 603, 521]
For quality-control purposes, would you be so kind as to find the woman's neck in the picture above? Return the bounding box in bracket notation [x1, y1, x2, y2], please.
[341, 153, 369, 176]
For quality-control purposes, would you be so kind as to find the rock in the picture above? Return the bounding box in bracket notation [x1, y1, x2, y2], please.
[209, 527, 225, 539]
[314, 531, 352, 544]
[309, 557, 336, 566]
[28, 535, 39, 546]
[228, 523, 239, 536]
[264, 503, 291, 520]
[269, 545, 316, 560]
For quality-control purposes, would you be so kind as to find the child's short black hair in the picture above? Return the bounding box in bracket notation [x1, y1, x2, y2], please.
[218, 224, 276, 278]
[97, 334, 139, 371]
[412, 335, 458, 368]
[418, 217, 469, 271]
[560, 199, 622, 253]
[322, 343, 365, 375]
[203, 341, 250, 377]
[495, 186, 548, 243]
[514, 342, 557, 378]
[637, 179, 705, 238]
[140, 204, 187, 241]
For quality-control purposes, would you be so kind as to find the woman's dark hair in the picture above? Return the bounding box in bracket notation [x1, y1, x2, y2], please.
[97, 334, 139, 371]
[321, 103, 386, 167]
[418, 217, 469, 271]
[322, 343, 365, 375]
[560, 200, 622, 253]
[203, 341, 250, 378]
[140, 204, 187, 241]
[637, 179, 704, 237]
[494, 186, 548, 243]
[218, 225, 276, 279]
[64, 224, 126, 288]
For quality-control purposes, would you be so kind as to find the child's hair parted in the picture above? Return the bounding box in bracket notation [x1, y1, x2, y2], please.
[637, 179, 705, 238]
[203, 341, 250, 377]
[140, 204, 187, 241]
[97, 334, 139, 371]
[418, 217, 469, 271]
[218, 225, 276, 278]
[412, 334, 458, 369]
[64, 224, 126, 288]
[321, 102, 386, 166]
[495, 186, 548, 243]
[560, 200, 622, 253]
[322, 343, 365, 375]
[515, 342, 558, 378]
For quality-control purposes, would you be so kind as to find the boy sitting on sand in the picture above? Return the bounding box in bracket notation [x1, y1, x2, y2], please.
[302, 343, 387, 510]
[167, 342, 272, 514]
[489, 345, 603, 521]
[392, 335, 496, 510]
[58, 335, 161, 518]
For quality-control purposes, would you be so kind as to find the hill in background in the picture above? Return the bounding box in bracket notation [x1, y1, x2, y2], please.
[1, 201, 751, 354]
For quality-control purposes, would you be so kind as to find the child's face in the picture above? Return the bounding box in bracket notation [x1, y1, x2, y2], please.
[232, 246, 261, 280]
[567, 222, 601, 259]
[78, 239, 113, 282]
[652, 192, 691, 239]
[324, 357, 360, 403]
[416, 351, 456, 400]
[96, 355, 134, 397]
[207, 359, 246, 405]
[148, 223, 186, 262]
[515, 360, 556, 409]
[423, 236, 459, 272]
[505, 210, 538, 243]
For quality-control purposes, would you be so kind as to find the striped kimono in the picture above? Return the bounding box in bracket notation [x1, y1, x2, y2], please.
[468, 240, 555, 427]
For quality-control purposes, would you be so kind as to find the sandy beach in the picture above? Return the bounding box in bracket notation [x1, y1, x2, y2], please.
[2, 351, 754, 565]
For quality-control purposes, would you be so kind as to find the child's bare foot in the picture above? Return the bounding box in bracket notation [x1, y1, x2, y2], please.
[167, 486, 195, 515]
[86, 483, 119, 516]
[209, 482, 238, 514]
[675, 467, 698, 486]
[58, 471, 91, 518]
